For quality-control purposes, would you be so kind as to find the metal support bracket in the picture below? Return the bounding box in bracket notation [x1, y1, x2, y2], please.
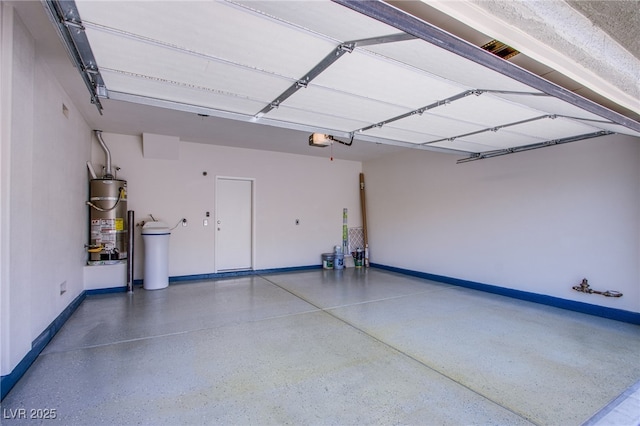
[423, 114, 554, 146]
[253, 33, 415, 119]
[354, 90, 480, 134]
[456, 131, 613, 163]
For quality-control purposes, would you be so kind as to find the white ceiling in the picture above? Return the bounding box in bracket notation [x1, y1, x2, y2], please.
[12, 0, 640, 163]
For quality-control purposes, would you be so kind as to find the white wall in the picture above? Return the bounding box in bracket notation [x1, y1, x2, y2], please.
[1, 4, 91, 376]
[90, 133, 362, 280]
[0, 2, 32, 377]
[364, 134, 640, 313]
[30, 48, 91, 336]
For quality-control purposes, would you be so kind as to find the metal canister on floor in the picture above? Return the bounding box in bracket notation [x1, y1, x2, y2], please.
[353, 248, 364, 268]
[321, 253, 335, 270]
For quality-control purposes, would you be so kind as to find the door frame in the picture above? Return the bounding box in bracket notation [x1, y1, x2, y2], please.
[214, 176, 256, 273]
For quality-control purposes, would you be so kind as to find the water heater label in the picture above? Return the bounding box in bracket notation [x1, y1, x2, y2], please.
[115, 218, 124, 231]
[90, 220, 102, 244]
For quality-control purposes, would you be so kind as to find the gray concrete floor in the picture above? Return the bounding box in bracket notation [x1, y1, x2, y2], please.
[2, 268, 639, 425]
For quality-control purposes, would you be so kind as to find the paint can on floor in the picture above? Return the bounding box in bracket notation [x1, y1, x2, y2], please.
[353, 248, 364, 268]
[334, 253, 344, 270]
[321, 253, 334, 269]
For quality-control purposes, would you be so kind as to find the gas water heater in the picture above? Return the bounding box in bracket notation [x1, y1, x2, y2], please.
[87, 131, 128, 265]
[87, 178, 127, 264]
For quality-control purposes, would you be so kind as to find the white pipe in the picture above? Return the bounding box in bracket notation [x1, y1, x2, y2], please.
[94, 130, 113, 178]
[86, 162, 97, 180]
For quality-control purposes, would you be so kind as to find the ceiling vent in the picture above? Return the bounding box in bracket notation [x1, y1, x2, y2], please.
[481, 39, 520, 60]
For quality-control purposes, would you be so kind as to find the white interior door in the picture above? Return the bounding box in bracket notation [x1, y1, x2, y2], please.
[215, 177, 254, 272]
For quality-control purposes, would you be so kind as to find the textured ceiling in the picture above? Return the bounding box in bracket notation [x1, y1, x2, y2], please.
[567, 0, 640, 59]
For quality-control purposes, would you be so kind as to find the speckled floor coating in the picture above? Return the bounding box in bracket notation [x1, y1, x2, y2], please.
[2, 268, 639, 425]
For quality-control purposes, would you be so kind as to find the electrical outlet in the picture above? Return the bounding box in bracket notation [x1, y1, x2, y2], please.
[60, 281, 67, 295]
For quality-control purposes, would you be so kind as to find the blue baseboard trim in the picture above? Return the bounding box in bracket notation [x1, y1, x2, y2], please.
[86, 286, 128, 295]
[1, 291, 86, 401]
[372, 263, 640, 325]
[153, 265, 323, 285]
[255, 264, 322, 275]
[122, 266, 322, 289]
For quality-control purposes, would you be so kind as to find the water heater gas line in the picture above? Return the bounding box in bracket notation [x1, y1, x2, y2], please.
[86, 186, 125, 212]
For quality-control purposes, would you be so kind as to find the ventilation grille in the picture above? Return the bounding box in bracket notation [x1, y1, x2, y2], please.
[348, 227, 365, 254]
[481, 39, 520, 60]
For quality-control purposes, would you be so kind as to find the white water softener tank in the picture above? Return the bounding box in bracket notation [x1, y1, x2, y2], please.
[141, 222, 170, 290]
